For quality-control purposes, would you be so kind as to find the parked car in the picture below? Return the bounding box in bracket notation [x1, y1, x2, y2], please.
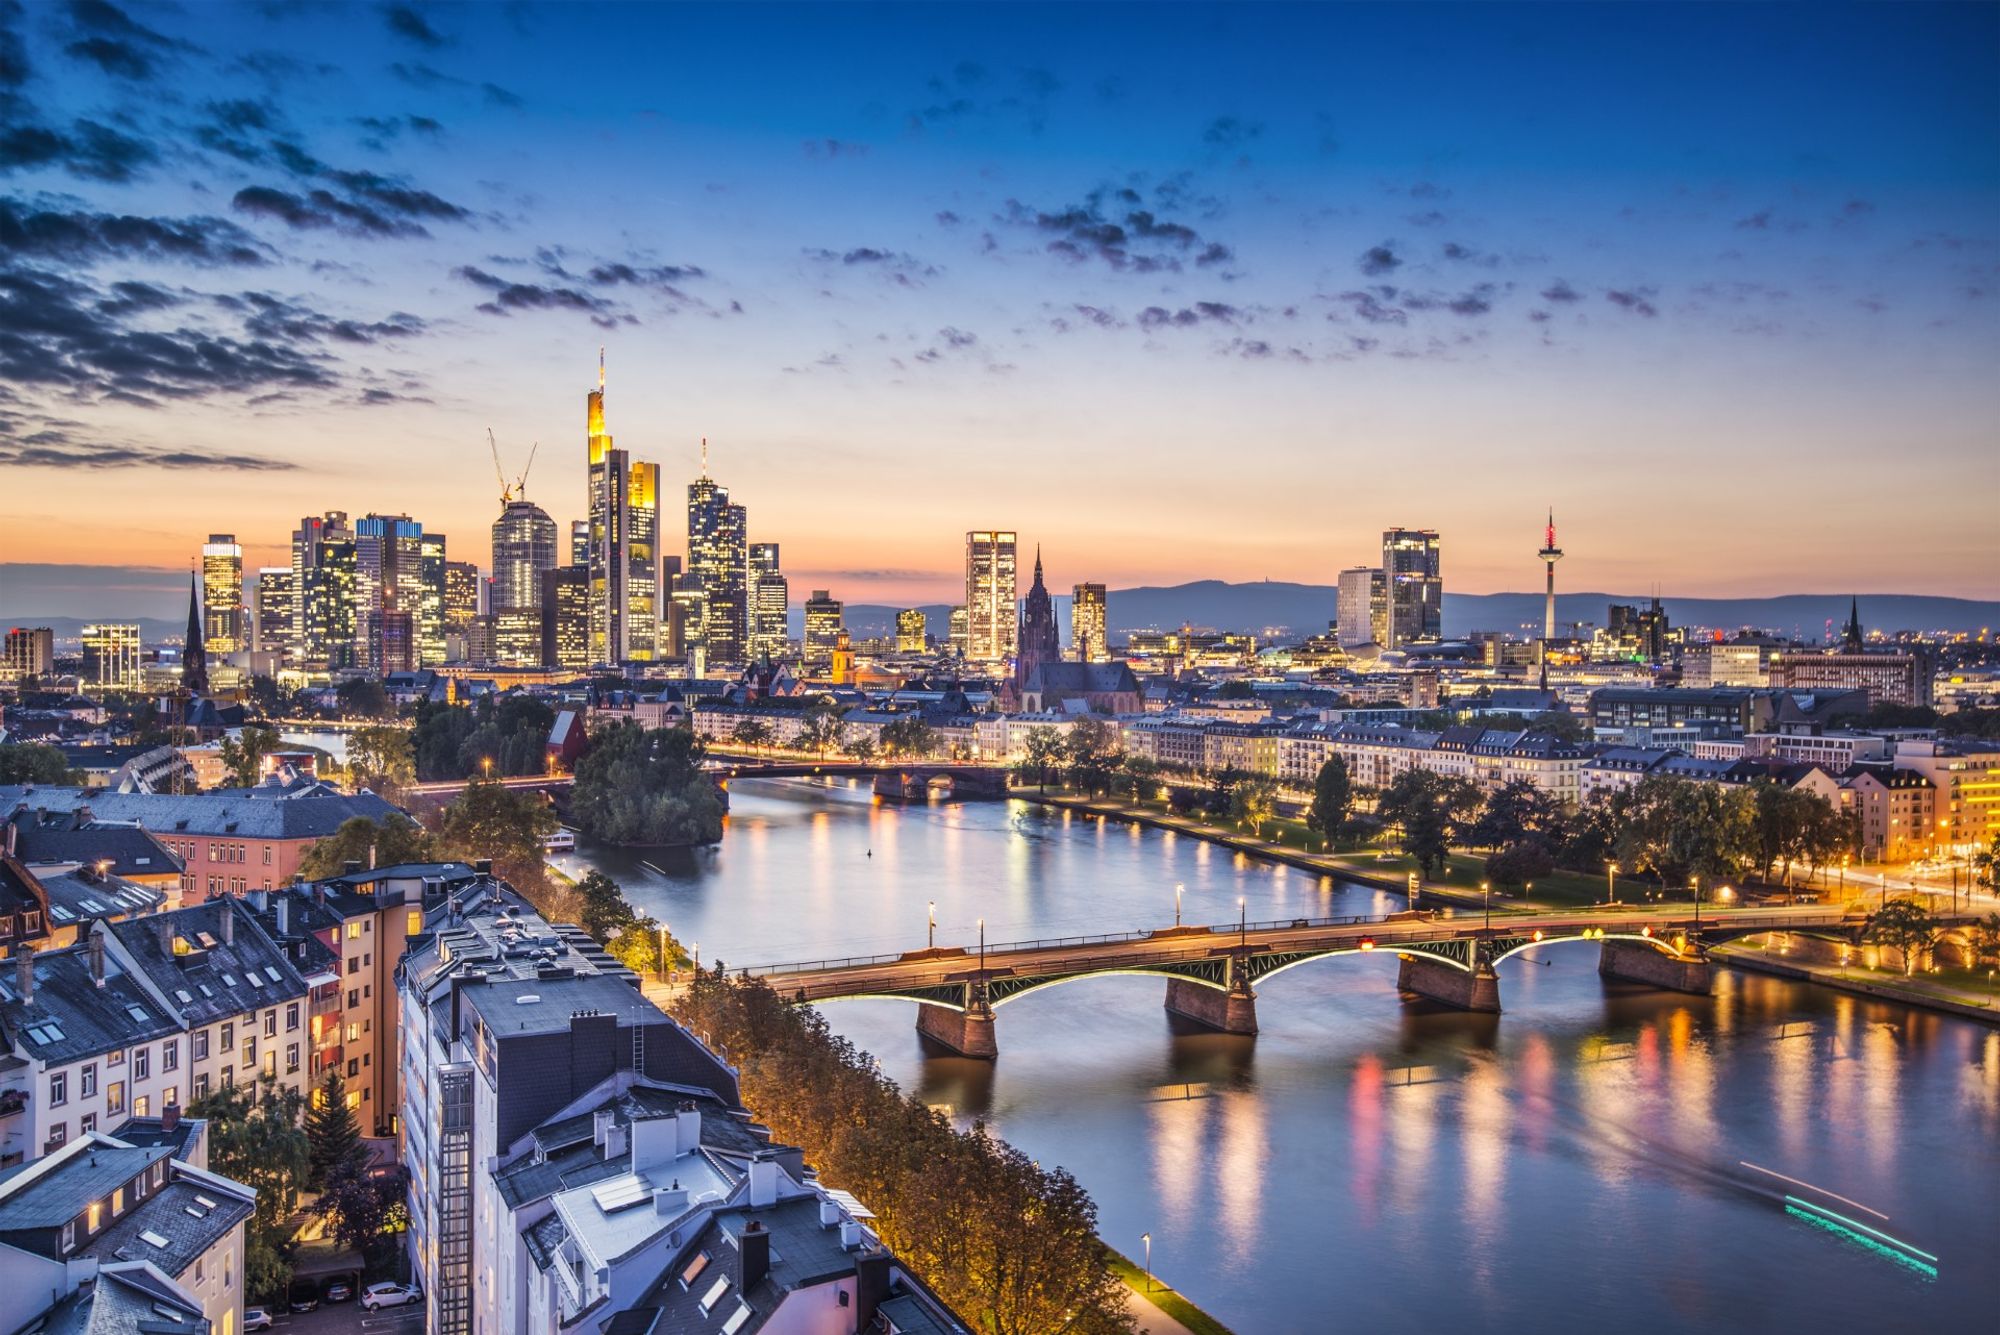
[244, 1309, 273, 1332]
[288, 1279, 320, 1312]
[323, 1278, 356, 1303]
[361, 1282, 423, 1311]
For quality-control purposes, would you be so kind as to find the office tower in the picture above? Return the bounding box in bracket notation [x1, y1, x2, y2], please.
[1381, 528, 1442, 649]
[895, 608, 927, 653]
[803, 589, 843, 669]
[1071, 583, 1108, 663]
[200, 534, 244, 655]
[180, 572, 208, 695]
[625, 459, 661, 661]
[1015, 549, 1060, 684]
[948, 605, 968, 658]
[81, 623, 142, 691]
[492, 499, 557, 667]
[667, 574, 706, 663]
[253, 567, 296, 657]
[686, 443, 749, 664]
[1538, 510, 1563, 641]
[570, 519, 589, 567]
[585, 354, 620, 664]
[420, 533, 449, 666]
[1336, 567, 1387, 648]
[748, 542, 788, 660]
[443, 560, 480, 633]
[964, 530, 1017, 663]
[354, 514, 426, 674]
[292, 511, 356, 668]
[540, 566, 591, 671]
[3, 626, 54, 681]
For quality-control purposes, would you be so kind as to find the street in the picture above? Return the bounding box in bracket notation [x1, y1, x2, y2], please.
[253, 1302, 422, 1335]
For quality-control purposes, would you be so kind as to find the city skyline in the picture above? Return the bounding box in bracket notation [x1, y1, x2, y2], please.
[4, 1, 1998, 616]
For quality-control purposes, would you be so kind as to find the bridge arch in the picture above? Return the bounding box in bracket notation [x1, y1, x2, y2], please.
[987, 966, 1231, 1008]
[1488, 930, 1691, 968]
[1250, 942, 1473, 989]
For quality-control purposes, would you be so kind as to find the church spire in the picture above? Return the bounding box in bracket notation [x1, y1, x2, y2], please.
[1843, 596, 1864, 651]
[182, 570, 209, 696]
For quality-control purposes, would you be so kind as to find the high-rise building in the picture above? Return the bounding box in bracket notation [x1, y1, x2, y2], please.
[585, 354, 620, 665]
[894, 608, 927, 653]
[1336, 567, 1387, 648]
[748, 542, 788, 660]
[3, 626, 53, 681]
[1071, 583, 1108, 662]
[443, 560, 480, 633]
[1537, 511, 1563, 642]
[687, 445, 749, 664]
[964, 530, 1017, 663]
[803, 589, 843, 669]
[1381, 529, 1442, 649]
[354, 514, 427, 674]
[293, 511, 356, 668]
[667, 573, 706, 665]
[81, 623, 142, 691]
[1016, 549, 1060, 685]
[419, 533, 449, 667]
[625, 459, 661, 661]
[570, 518, 589, 567]
[492, 500, 557, 666]
[948, 605, 968, 658]
[253, 567, 296, 657]
[540, 565, 590, 672]
[200, 534, 244, 655]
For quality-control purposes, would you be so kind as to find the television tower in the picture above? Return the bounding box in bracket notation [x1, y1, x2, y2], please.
[1538, 509, 1563, 641]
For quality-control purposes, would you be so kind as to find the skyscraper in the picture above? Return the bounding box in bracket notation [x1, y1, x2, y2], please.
[570, 519, 589, 568]
[355, 513, 426, 674]
[895, 608, 927, 653]
[803, 590, 843, 669]
[419, 532, 449, 666]
[964, 530, 1017, 664]
[749, 542, 788, 660]
[1381, 528, 1442, 649]
[252, 567, 296, 658]
[687, 443, 749, 663]
[3, 627, 54, 681]
[585, 353, 620, 665]
[1336, 567, 1387, 648]
[625, 459, 661, 661]
[293, 511, 356, 668]
[1071, 583, 1108, 663]
[81, 623, 142, 691]
[201, 535, 243, 655]
[541, 565, 591, 672]
[1016, 549, 1060, 685]
[492, 499, 557, 666]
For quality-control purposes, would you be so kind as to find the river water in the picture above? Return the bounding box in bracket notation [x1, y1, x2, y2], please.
[553, 778, 2000, 1334]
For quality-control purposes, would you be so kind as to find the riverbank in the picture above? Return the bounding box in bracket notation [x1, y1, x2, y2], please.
[1714, 942, 2000, 1024]
[1103, 1246, 1235, 1335]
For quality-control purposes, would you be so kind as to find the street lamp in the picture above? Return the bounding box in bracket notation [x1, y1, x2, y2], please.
[977, 917, 985, 973]
[1690, 875, 1701, 930]
[658, 922, 669, 983]
[1175, 883, 1184, 928]
[1142, 1232, 1152, 1293]
[1238, 896, 1247, 948]
[928, 900, 936, 951]
[481, 755, 493, 779]
[1606, 860, 1619, 905]
[1482, 880, 1491, 933]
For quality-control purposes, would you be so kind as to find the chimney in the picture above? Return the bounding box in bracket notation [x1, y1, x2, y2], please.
[651, 1181, 688, 1215]
[155, 915, 173, 955]
[275, 895, 291, 937]
[218, 902, 234, 947]
[343, 860, 362, 877]
[737, 1219, 770, 1293]
[592, 1107, 615, 1147]
[747, 1154, 779, 1208]
[853, 1247, 890, 1329]
[248, 889, 268, 914]
[88, 928, 105, 988]
[15, 950, 32, 1004]
[160, 1099, 180, 1132]
[601, 1121, 628, 1162]
[473, 858, 493, 876]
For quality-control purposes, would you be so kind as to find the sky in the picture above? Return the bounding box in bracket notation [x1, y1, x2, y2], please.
[2, 0, 1998, 622]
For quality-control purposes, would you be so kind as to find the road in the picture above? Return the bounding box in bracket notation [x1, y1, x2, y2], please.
[253, 1301, 422, 1334]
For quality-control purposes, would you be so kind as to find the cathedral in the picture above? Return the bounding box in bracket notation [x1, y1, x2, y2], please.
[1011, 548, 1143, 714]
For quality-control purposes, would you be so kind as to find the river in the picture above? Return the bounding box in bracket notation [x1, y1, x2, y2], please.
[552, 777, 2000, 1334]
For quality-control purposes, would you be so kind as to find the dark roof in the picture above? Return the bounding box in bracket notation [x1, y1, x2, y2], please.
[34, 868, 162, 929]
[1020, 662, 1141, 696]
[107, 1115, 199, 1160]
[0, 787, 405, 840]
[0, 941, 181, 1065]
[498, 1085, 771, 1211]
[0, 1144, 170, 1232]
[8, 820, 183, 878]
[107, 897, 307, 1026]
[78, 1175, 253, 1280]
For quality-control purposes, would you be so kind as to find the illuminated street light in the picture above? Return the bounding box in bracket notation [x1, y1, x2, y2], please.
[1142, 1232, 1152, 1293]
[1606, 860, 1619, 905]
[928, 900, 936, 950]
[1175, 882, 1184, 928]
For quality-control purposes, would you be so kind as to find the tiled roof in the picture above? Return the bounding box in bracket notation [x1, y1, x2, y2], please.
[0, 787, 405, 840]
[107, 897, 307, 1026]
[0, 1144, 168, 1232]
[79, 1176, 253, 1280]
[0, 941, 181, 1065]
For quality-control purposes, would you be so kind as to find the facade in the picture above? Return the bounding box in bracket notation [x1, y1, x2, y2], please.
[1893, 738, 2000, 855]
[250, 567, 296, 658]
[1844, 769, 1935, 862]
[895, 607, 927, 653]
[1336, 566, 1387, 648]
[1382, 529, 1442, 648]
[948, 605, 969, 657]
[540, 566, 591, 672]
[292, 511, 357, 668]
[80, 624, 142, 691]
[1015, 551, 1061, 685]
[443, 559, 481, 634]
[585, 358, 621, 665]
[964, 530, 1018, 663]
[3, 627, 54, 682]
[1681, 642, 1766, 687]
[688, 469, 749, 664]
[1590, 687, 1753, 734]
[1770, 649, 1933, 708]
[624, 459, 661, 662]
[200, 535, 244, 656]
[492, 499, 558, 667]
[749, 542, 788, 660]
[1072, 582, 1108, 662]
[352, 514, 427, 675]
[803, 590, 844, 669]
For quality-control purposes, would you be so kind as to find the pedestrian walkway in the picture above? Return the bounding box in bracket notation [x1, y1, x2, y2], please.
[1121, 1283, 1199, 1335]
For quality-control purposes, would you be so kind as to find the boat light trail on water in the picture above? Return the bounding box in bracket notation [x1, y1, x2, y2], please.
[1740, 1163, 1890, 1220]
[1783, 1197, 1938, 1278]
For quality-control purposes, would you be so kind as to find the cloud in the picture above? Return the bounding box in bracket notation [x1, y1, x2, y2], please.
[1735, 211, 1772, 230]
[214, 290, 428, 345]
[802, 245, 935, 286]
[1137, 302, 1241, 329]
[1202, 116, 1264, 150]
[1331, 289, 1407, 325]
[355, 112, 444, 149]
[0, 198, 270, 265]
[61, 0, 196, 81]
[1540, 279, 1582, 303]
[231, 160, 469, 237]
[0, 436, 300, 470]
[390, 59, 522, 107]
[382, 3, 448, 48]
[454, 264, 624, 326]
[1002, 181, 1234, 274]
[0, 116, 157, 182]
[802, 138, 867, 158]
[1605, 287, 1658, 317]
[1358, 244, 1402, 276]
[908, 62, 1060, 132]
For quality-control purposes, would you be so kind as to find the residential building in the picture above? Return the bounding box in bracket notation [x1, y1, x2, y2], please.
[3, 812, 183, 897]
[1072, 583, 1108, 662]
[200, 535, 244, 657]
[895, 608, 927, 654]
[1336, 567, 1387, 648]
[3, 627, 54, 682]
[0, 857, 161, 949]
[1681, 642, 1766, 688]
[80, 625, 142, 692]
[964, 530, 1018, 663]
[803, 591, 843, 670]
[1844, 768, 1935, 862]
[1589, 687, 1754, 734]
[749, 542, 788, 660]
[1381, 528, 1442, 648]
[1892, 737, 2000, 855]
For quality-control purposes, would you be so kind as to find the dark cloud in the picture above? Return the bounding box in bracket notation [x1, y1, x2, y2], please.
[1836, 198, 1875, 223]
[935, 210, 962, 227]
[1202, 116, 1264, 150]
[95, 279, 181, 316]
[1358, 244, 1401, 276]
[0, 198, 269, 265]
[1073, 304, 1121, 328]
[234, 185, 422, 237]
[802, 138, 867, 158]
[0, 436, 300, 470]
[1605, 287, 1658, 317]
[1137, 302, 1240, 329]
[585, 261, 705, 287]
[909, 62, 1060, 132]
[1332, 290, 1407, 325]
[356, 112, 444, 149]
[357, 386, 432, 405]
[1440, 241, 1496, 267]
[61, 0, 195, 81]
[214, 290, 428, 345]
[1003, 181, 1233, 274]
[802, 245, 935, 285]
[389, 60, 520, 106]
[1540, 279, 1582, 303]
[455, 264, 623, 326]
[382, 3, 448, 48]
[1406, 210, 1447, 227]
[1736, 211, 1772, 230]
[0, 2, 27, 96]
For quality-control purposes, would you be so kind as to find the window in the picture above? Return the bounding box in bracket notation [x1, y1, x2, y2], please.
[135, 1095, 149, 1117]
[46, 1122, 65, 1149]
[345, 1022, 362, 1043]
[407, 909, 422, 936]
[286, 1003, 300, 1032]
[170, 1036, 185, 1068]
[346, 921, 362, 940]
[348, 989, 359, 1009]
[49, 1072, 66, 1106]
[80, 1064, 96, 1098]
[347, 958, 360, 975]
[193, 1074, 209, 1100]
[81, 1113, 96, 1134]
[263, 1011, 276, 1038]
[221, 1023, 233, 1050]
[221, 1065, 233, 1087]
[133, 1048, 149, 1081]
[111, 1187, 122, 1214]
[106, 1081, 124, 1116]
[60, 1221, 74, 1252]
[107, 1048, 124, 1067]
[285, 1042, 299, 1074]
[261, 1051, 275, 1079]
[347, 1058, 359, 1078]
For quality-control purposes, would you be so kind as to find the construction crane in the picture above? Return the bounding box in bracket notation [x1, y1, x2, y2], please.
[488, 429, 540, 508]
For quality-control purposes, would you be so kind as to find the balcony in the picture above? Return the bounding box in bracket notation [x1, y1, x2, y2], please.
[0, 1090, 26, 1119]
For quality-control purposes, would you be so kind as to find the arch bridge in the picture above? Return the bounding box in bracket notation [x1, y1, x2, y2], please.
[740, 905, 1970, 1058]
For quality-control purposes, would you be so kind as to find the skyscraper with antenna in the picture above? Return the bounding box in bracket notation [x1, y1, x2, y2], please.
[1538, 509, 1563, 641]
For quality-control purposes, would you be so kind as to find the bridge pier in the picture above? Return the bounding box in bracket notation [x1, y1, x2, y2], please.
[1598, 939, 1711, 994]
[1397, 953, 1501, 1012]
[1163, 977, 1259, 1035]
[915, 1000, 998, 1059]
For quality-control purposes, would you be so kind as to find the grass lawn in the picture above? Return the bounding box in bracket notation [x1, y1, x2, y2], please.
[1103, 1246, 1237, 1335]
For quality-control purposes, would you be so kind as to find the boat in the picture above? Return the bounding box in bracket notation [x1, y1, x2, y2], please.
[543, 827, 577, 853]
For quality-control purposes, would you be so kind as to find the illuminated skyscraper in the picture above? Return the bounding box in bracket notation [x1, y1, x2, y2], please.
[948, 605, 968, 658]
[81, 623, 143, 691]
[1071, 583, 1108, 663]
[492, 499, 557, 666]
[355, 513, 426, 674]
[895, 608, 927, 654]
[1336, 566, 1387, 648]
[541, 566, 591, 672]
[419, 533, 449, 666]
[749, 542, 788, 660]
[625, 460, 661, 661]
[570, 519, 589, 568]
[293, 511, 355, 667]
[3, 627, 54, 682]
[201, 535, 244, 655]
[964, 530, 1017, 664]
[252, 568, 296, 658]
[1381, 528, 1442, 649]
[803, 590, 843, 669]
[687, 443, 749, 663]
[585, 353, 623, 665]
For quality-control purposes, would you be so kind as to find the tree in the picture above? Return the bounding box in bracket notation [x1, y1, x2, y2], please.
[732, 718, 774, 752]
[334, 678, 394, 719]
[1304, 755, 1353, 841]
[1486, 838, 1556, 890]
[1864, 897, 1941, 976]
[1969, 913, 2000, 972]
[436, 779, 559, 893]
[298, 814, 438, 879]
[605, 914, 691, 977]
[321, 1158, 407, 1266]
[568, 723, 725, 847]
[1376, 770, 1483, 878]
[1613, 776, 1755, 890]
[1018, 730, 1064, 793]
[1117, 754, 1160, 803]
[1230, 777, 1278, 838]
[0, 742, 76, 784]
[879, 715, 938, 759]
[305, 1070, 366, 1189]
[346, 724, 415, 794]
[842, 733, 878, 763]
[575, 870, 638, 941]
[798, 706, 845, 759]
[193, 1077, 310, 1304]
[218, 725, 284, 788]
[1062, 718, 1121, 795]
[1466, 778, 1562, 852]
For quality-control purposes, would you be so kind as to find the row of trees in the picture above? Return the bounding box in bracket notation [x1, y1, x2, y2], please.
[409, 696, 557, 781]
[569, 722, 725, 847]
[1863, 898, 2000, 976]
[299, 778, 562, 911]
[672, 970, 1133, 1335]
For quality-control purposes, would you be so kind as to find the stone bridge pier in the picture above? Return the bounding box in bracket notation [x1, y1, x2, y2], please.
[1598, 937, 1712, 994]
[1163, 955, 1259, 1035]
[1397, 951, 1503, 1013]
[914, 980, 998, 1059]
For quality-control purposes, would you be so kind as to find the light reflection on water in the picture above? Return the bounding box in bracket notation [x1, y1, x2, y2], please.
[558, 779, 2000, 1333]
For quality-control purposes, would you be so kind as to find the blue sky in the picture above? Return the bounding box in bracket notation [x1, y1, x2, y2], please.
[2, 1, 1996, 620]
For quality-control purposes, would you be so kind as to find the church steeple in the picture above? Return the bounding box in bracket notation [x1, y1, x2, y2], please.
[1843, 596, 1864, 652]
[182, 570, 209, 696]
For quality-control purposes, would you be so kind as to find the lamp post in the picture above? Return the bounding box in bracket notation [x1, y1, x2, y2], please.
[1880, 871, 1888, 912]
[658, 922, 669, 983]
[1175, 883, 1183, 928]
[977, 917, 985, 974]
[1238, 896, 1247, 949]
[1690, 875, 1701, 930]
[1482, 879, 1491, 933]
[1606, 860, 1619, 905]
[1142, 1232, 1152, 1293]
[927, 900, 936, 950]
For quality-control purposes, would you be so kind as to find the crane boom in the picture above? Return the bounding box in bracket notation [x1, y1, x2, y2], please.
[488, 427, 513, 506]
[518, 441, 539, 497]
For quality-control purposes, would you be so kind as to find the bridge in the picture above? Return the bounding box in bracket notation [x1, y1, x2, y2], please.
[709, 758, 1011, 801]
[737, 904, 1983, 1058]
